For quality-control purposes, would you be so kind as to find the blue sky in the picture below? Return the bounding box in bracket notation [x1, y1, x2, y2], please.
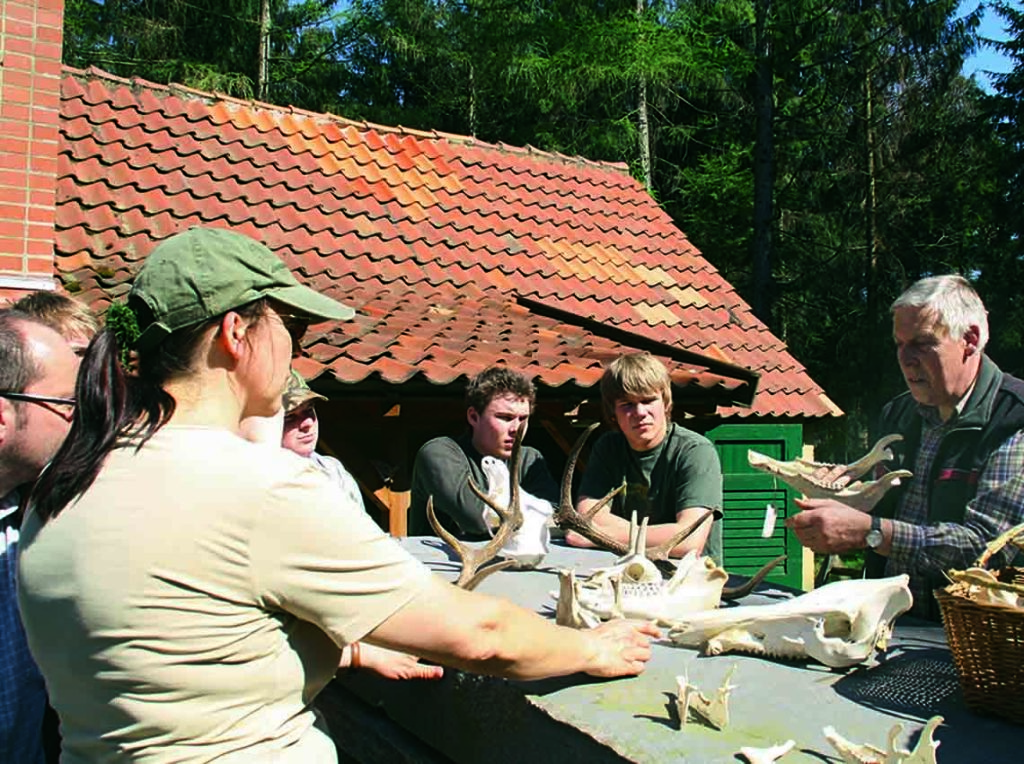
[963, 1, 1018, 90]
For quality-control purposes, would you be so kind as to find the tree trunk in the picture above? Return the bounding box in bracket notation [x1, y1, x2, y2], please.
[638, 79, 652, 192]
[468, 62, 477, 137]
[864, 72, 879, 318]
[257, 0, 271, 100]
[637, 0, 652, 192]
[752, 0, 774, 325]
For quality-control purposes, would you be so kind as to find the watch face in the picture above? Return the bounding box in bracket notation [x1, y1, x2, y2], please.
[866, 529, 883, 549]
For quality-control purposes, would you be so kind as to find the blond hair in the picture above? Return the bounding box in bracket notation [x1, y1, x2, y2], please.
[600, 352, 673, 427]
[13, 291, 98, 343]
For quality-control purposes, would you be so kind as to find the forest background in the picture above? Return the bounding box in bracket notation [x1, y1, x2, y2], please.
[60, 0, 1024, 460]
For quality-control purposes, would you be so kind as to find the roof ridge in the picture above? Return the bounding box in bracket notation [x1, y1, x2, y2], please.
[61, 65, 634, 177]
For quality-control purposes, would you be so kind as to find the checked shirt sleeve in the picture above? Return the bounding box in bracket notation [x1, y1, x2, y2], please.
[888, 430, 1024, 576]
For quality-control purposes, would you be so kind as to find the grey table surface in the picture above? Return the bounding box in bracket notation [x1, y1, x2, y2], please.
[326, 537, 1021, 764]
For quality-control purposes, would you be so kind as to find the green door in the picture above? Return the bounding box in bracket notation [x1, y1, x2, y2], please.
[707, 423, 804, 589]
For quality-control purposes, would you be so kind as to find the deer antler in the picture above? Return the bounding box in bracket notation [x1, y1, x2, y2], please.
[721, 555, 785, 601]
[648, 511, 714, 562]
[426, 427, 527, 590]
[552, 423, 630, 555]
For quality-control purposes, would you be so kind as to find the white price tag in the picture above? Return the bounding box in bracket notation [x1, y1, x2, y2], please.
[762, 503, 777, 538]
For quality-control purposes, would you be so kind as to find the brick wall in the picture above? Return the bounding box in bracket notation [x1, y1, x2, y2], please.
[0, 0, 64, 300]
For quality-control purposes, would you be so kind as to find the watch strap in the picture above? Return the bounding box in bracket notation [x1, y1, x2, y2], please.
[865, 514, 883, 549]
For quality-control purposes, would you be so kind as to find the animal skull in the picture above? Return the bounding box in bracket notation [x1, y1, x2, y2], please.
[481, 455, 553, 569]
[553, 422, 784, 602]
[666, 575, 913, 668]
[555, 513, 729, 625]
[748, 435, 912, 512]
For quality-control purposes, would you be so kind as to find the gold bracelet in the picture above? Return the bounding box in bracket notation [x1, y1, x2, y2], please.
[350, 641, 361, 670]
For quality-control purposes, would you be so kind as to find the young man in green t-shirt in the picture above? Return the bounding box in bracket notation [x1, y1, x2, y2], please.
[566, 352, 724, 562]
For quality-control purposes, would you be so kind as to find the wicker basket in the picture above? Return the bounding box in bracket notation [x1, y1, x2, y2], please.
[936, 523, 1024, 725]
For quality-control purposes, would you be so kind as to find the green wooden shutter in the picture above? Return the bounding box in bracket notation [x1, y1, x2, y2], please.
[707, 423, 804, 589]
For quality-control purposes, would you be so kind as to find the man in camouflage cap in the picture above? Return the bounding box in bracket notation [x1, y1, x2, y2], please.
[282, 370, 365, 512]
[282, 368, 327, 421]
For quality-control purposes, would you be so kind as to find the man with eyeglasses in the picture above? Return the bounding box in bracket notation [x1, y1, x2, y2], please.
[0, 308, 80, 764]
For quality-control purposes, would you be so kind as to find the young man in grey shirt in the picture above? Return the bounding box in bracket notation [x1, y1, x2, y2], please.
[409, 366, 558, 539]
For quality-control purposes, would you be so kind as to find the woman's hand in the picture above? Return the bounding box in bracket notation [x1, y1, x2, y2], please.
[355, 643, 444, 681]
[582, 619, 661, 678]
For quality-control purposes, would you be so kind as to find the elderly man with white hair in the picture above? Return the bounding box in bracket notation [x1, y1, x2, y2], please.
[788, 275, 1024, 619]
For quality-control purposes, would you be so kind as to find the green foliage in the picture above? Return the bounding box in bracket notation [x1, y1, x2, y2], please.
[981, 1, 1024, 379]
[104, 302, 140, 367]
[62, 0, 346, 108]
[63, 0, 108, 70]
[61, 0, 1020, 461]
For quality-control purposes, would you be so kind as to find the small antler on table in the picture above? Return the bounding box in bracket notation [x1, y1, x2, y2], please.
[426, 426, 527, 590]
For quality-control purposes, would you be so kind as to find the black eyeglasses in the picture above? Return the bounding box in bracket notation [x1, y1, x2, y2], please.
[0, 391, 77, 407]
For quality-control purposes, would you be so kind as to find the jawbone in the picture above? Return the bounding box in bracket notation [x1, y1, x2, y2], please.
[747, 435, 912, 513]
[667, 575, 913, 668]
[558, 551, 729, 624]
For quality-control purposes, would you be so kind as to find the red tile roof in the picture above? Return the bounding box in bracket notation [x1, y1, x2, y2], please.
[55, 67, 840, 418]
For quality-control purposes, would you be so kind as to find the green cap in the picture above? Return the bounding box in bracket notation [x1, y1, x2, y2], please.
[283, 368, 327, 413]
[130, 227, 354, 351]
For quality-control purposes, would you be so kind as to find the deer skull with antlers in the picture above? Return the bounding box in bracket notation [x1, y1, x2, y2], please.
[554, 512, 730, 626]
[552, 423, 783, 602]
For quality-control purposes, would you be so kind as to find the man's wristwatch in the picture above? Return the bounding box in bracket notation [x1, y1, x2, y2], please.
[865, 515, 884, 550]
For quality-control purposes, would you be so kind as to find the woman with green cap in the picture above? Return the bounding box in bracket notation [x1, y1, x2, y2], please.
[17, 227, 658, 763]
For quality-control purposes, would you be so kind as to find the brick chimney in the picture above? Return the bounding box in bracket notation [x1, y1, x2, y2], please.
[0, 0, 64, 301]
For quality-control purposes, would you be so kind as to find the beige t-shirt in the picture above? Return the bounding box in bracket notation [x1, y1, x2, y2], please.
[18, 426, 430, 763]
